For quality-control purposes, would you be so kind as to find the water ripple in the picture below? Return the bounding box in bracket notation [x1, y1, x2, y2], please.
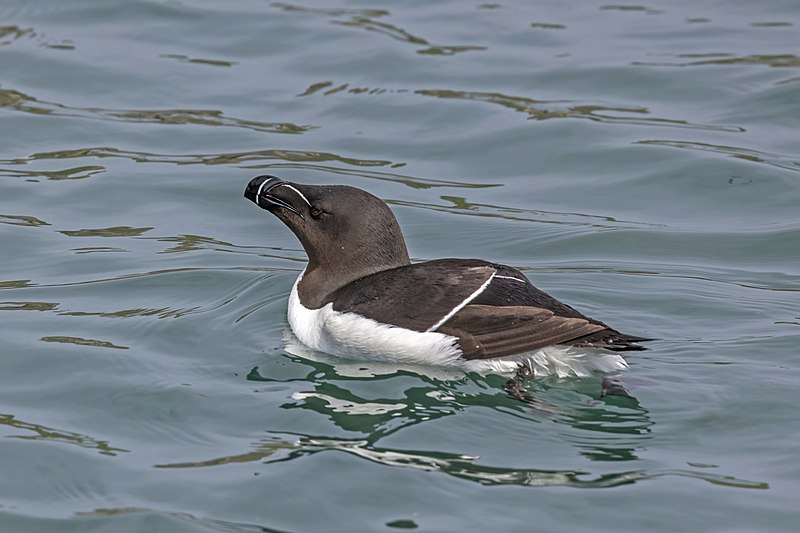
[0, 165, 105, 181]
[751, 22, 794, 28]
[0, 146, 391, 168]
[297, 80, 409, 97]
[73, 507, 291, 533]
[71, 247, 130, 255]
[0, 279, 33, 289]
[599, 5, 664, 15]
[0, 214, 49, 227]
[259, 163, 500, 189]
[271, 2, 390, 18]
[61, 307, 203, 320]
[334, 17, 485, 56]
[0, 25, 34, 45]
[0, 266, 280, 290]
[0, 412, 128, 456]
[0, 301, 58, 311]
[387, 197, 659, 228]
[157, 432, 768, 490]
[1, 147, 499, 189]
[159, 54, 237, 68]
[416, 89, 745, 132]
[0, 86, 311, 134]
[297, 81, 743, 132]
[637, 140, 800, 173]
[530, 23, 566, 30]
[273, 2, 485, 56]
[0, 23, 73, 49]
[60, 226, 153, 238]
[275, 434, 766, 489]
[632, 54, 800, 68]
[40, 335, 129, 350]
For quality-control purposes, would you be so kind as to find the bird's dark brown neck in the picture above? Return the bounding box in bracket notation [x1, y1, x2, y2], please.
[298, 256, 410, 309]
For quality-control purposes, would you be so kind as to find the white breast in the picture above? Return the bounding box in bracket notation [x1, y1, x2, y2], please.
[287, 270, 463, 366]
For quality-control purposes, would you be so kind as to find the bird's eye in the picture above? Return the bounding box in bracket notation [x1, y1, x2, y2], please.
[310, 206, 323, 219]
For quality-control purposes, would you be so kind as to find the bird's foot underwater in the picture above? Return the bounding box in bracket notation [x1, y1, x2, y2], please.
[600, 375, 632, 398]
[503, 363, 553, 408]
[504, 362, 634, 405]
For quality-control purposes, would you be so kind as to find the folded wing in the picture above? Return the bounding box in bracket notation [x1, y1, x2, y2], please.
[329, 259, 496, 332]
[437, 304, 605, 359]
[329, 258, 646, 358]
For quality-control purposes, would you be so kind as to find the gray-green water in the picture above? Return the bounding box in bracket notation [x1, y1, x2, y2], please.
[2, 0, 799, 531]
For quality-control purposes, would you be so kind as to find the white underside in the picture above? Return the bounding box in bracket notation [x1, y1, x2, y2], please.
[286, 269, 628, 378]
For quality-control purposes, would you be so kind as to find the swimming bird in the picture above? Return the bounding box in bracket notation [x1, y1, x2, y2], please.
[244, 176, 648, 377]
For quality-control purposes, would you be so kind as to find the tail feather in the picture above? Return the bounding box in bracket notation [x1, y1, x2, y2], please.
[570, 330, 652, 351]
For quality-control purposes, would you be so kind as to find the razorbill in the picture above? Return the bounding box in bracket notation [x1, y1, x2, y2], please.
[244, 175, 648, 377]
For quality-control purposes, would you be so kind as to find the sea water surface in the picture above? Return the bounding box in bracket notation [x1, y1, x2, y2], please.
[1, 0, 799, 531]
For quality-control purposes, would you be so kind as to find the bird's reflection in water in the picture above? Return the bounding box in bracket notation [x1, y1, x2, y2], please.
[183, 355, 768, 491]
[247, 331, 655, 465]
[223, 356, 769, 489]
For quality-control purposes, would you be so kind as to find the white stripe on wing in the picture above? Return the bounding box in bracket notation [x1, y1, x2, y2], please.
[426, 271, 497, 332]
[494, 275, 527, 283]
